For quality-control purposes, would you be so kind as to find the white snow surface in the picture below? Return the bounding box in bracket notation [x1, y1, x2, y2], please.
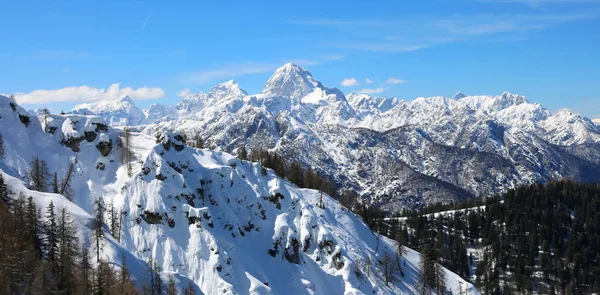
[0, 95, 478, 294]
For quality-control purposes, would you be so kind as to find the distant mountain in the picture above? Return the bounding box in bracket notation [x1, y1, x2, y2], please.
[72, 96, 147, 126]
[69, 63, 600, 211]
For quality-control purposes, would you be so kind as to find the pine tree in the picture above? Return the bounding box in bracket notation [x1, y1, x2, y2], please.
[166, 274, 177, 295]
[78, 244, 93, 295]
[59, 161, 75, 201]
[93, 199, 105, 262]
[56, 207, 79, 293]
[0, 173, 11, 205]
[238, 146, 248, 161]
[420, 247, 446, 294]
[382, 251, 396, 286]
[115, 252, 138, 294]
[28, 156, 50, 192]
[44, 201, 59, 263]
[0, 133, 4, 158]
[182, 282, 196, 295]
[24, 195, 43, 258]
[51, 172, 59, 194]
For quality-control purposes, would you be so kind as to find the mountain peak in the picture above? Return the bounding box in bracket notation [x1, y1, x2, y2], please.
[262, 63, 321, 99]
[500, 92, 528, 104]
[120, 95, 133, 103]
[452, 91, 467, 100]
[210, 79, 247, 100]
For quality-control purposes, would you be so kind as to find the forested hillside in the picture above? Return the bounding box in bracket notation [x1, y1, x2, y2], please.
[379, 180, 600, 294]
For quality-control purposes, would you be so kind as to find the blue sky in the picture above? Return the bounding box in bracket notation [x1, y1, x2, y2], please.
[1, 0, 599, 118]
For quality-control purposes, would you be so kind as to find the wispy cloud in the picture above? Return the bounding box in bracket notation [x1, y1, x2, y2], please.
[182, 62, 279, 84]
[30, 50, 93, 60]
[14, 84, 165, 104]
[341, 78, 360, 87]
[290, 10, 599, 52]
[386, 77, 406, 85]
[365, 78, 373, 84]
[62, 68, 70, 73]
[320, 54, 344, 60]
[357, 87, 386, 94]
[142, 16, 149, 29]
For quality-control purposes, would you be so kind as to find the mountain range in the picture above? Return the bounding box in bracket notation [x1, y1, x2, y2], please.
[66, 63, 600, 211]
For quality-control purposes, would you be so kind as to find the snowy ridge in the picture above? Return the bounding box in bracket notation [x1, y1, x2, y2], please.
[0, 96, 478, 294]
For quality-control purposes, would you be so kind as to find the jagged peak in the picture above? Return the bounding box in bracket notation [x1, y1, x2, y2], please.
[262, 63, 321, 99]
[119, 95, 134, 103]
[452, 91, 467, 100]
[500, 91, 528, 104]
[210, 79, 248, 99]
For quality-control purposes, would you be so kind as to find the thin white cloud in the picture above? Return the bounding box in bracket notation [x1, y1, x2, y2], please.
[177, 88, 192, 97]
[386, 77, 407, 85]
[183, 62, 276, 84]
[14, 84, 165, 104]
[357, 87, 386, 94]
[593, 118, 600, 124]
[291, 11, 599, 51]
[321, 54, 344, 60]
[142, 17, 149, 29]
[30, 50, 93, 60]
[62, 68, 70, 73]
[365, 78, 373, 84]
[341, 78, 360, 87]
[339, 43, 429, 52]
[288, 59, 320, 67]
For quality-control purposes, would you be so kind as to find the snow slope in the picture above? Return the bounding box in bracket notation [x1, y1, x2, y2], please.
[1, 95, 478, 294]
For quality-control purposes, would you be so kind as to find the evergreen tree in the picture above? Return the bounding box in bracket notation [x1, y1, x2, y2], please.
[0, 133, 4, 158]
[166, 274, 178, 295]
[51, 171, 59, 194]
[44, 201, 59, 263]
[0, 173, 11, 205]
[238, 145, 248, 161]
[28, 156, 50, 192]
[56, 207, 79, 293]
[182, 282, 196, 295]
[59, 161, 75, 201]
[93, 199, 105, 262]
[78, 244, 93, 295]
[24, 195, 43, 257]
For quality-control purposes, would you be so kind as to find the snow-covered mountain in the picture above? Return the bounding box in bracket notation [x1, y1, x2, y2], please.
[0, 95, 478, 294]
[68, 63, 600, 211]
[72, 96, 147, 127]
